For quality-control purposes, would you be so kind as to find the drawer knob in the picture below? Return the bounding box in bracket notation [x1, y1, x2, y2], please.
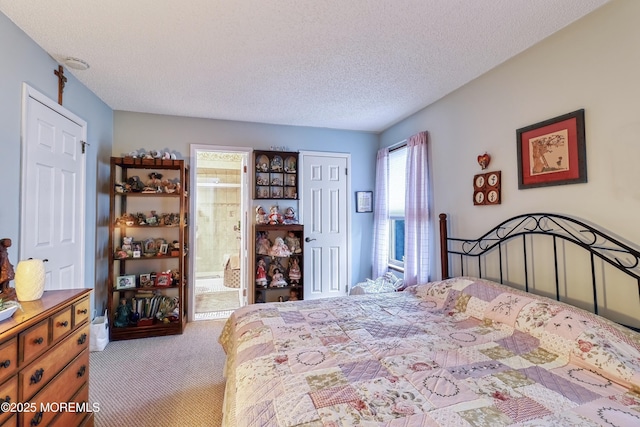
[0, 359, 9, 368]
[58, 320, 69, 327]
[0, 396, 10, 412]
[78, 308, 88, 314]
[77, 365, 86, 378]
[78, 333, 87, 345]
[30, 411, 43, 426]
[30, 368, 44, 384]
[34, 337, 44, 345]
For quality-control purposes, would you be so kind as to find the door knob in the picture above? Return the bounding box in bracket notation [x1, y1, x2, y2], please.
[305, 237, 316, 242]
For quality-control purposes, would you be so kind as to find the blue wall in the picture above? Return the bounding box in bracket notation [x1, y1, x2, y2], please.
[0, 12, 114, 312]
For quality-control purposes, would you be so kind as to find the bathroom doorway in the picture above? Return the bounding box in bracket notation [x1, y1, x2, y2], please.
[190, 146, 250, 320]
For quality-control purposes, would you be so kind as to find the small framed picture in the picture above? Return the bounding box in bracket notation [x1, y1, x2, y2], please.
[115, 274, 136, 290]
[155, 238, 166, 252]
[355, 191, 373, 213]
[139, 273, 152, 288]
[159, 243, 169, 255]
[144, 238, 157, 254]
[155, 272, 172, 287]
[132, 241, 142, 258]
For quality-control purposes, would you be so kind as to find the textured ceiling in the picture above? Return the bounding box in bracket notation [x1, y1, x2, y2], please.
[0, 0, 609, 132]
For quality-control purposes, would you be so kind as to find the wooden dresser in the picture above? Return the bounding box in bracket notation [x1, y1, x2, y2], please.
[0, 289, 93, 427]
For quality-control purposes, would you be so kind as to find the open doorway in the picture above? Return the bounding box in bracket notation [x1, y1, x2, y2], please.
[190, 146, 249, 320]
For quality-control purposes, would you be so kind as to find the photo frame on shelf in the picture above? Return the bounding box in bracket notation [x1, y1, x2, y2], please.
[355, 191, 373, 213]
[517, 109, 586, 189]
[159, 243, 169, 255]
[132, 241, 142, 258]
[155, 272, 172, 287]
[115, 274, 136, 290]
[154, 238, 166, 253]
[139, 273, 153, 288]
[143, 238, 157, 254]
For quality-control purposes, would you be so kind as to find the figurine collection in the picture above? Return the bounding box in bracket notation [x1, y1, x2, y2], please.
[114, 171, 182, 194]
[255, 205, 298, 225]
[255, 201, 301, 300]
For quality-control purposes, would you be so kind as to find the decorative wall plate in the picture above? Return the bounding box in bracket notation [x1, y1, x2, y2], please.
[473, 171, 501, 206]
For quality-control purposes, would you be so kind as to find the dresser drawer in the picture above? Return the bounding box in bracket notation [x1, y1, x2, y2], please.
[0, 339, 17, 384]
[0, 413, 16, 427]
[51, 306, 73, 342]
[20, 323, 89, 401]
[49, 382, 90, 427]
[21, 349, 89, 427]
[73, 298, 90, 327]
[19, 320, 49, 365]
[0, 377, 17, 425]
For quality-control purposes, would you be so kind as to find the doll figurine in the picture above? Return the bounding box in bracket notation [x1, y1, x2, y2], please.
[255, 258, 267, 287]
[0, 238, 15, 297]
[270, 237, 291, 257]
[114, 298, 131, 327]
[268, 206, 282, 224]
[256, 232, 271, 255]
[284, 231, 302, 254]
[288, 256, 301, 285]
[255, 205, 268, 224]
[288, 289, 299, 301]
[147, 172, 163, 191]
[283, 207, 298, 224]
[270, 268, 287, 288]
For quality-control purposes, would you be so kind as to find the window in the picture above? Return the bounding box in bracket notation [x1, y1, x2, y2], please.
[388, 146, 406, 270]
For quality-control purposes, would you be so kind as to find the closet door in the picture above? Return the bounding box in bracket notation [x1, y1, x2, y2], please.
[300, 152, 350, 299]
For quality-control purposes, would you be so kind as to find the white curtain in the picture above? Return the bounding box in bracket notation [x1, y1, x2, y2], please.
[372, 148, 389, 277]
[404, 131, 430, 286]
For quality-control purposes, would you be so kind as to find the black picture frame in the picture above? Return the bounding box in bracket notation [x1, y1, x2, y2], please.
[517, 109, 587, 189]
[355, 191, 373, 213]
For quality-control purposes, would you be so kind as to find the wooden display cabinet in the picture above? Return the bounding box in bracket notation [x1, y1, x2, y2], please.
[107, 157, 189, 340]
[254, 151, 298, 200]
[254, 224, 303, 303]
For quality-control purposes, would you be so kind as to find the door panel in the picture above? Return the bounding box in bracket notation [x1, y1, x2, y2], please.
[302, 153, 349, 299]
[22, 86, 86, 290]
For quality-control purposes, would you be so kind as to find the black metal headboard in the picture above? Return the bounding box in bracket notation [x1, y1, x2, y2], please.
[439, 213, 640, 330]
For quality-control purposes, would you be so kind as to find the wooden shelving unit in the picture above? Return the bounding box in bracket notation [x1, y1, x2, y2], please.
[107, 157, 189, 341]
[254, 224, 304, 303]
[254, 150, 298, 200]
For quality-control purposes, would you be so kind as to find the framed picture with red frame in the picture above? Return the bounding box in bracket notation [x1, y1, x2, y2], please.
[516, 109, 587, 189]
[155, 272, 172, 287]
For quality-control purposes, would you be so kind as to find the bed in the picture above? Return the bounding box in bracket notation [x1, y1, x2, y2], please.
[219, 213, 640, 426]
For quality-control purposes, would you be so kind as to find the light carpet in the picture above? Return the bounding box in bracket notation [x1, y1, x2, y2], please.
[89, 319, 227, 427]
[196, 290, 240, 313]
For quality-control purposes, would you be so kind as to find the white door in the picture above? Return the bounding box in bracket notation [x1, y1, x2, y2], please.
[20, 84, 87, 290]
[301, 152, 350, 299]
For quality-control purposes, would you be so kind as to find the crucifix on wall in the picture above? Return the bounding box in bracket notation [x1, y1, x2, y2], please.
[54, 65, 67, 105]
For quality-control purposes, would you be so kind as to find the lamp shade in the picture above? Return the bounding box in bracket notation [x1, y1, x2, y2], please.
[14, 259, 46, 301]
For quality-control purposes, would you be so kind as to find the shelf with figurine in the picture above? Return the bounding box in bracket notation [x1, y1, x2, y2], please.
[112, 289, 181, 329]
[115, 211, 185, 228]
[108, 156, 189, 340]
[254, 150, 298, 199]
[253, 204, 303, 303]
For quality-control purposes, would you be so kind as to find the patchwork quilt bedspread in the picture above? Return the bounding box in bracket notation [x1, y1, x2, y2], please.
[219, 277, 640, 426]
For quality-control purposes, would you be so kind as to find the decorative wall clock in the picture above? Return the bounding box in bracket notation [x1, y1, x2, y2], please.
[473, 171, 501, 205]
